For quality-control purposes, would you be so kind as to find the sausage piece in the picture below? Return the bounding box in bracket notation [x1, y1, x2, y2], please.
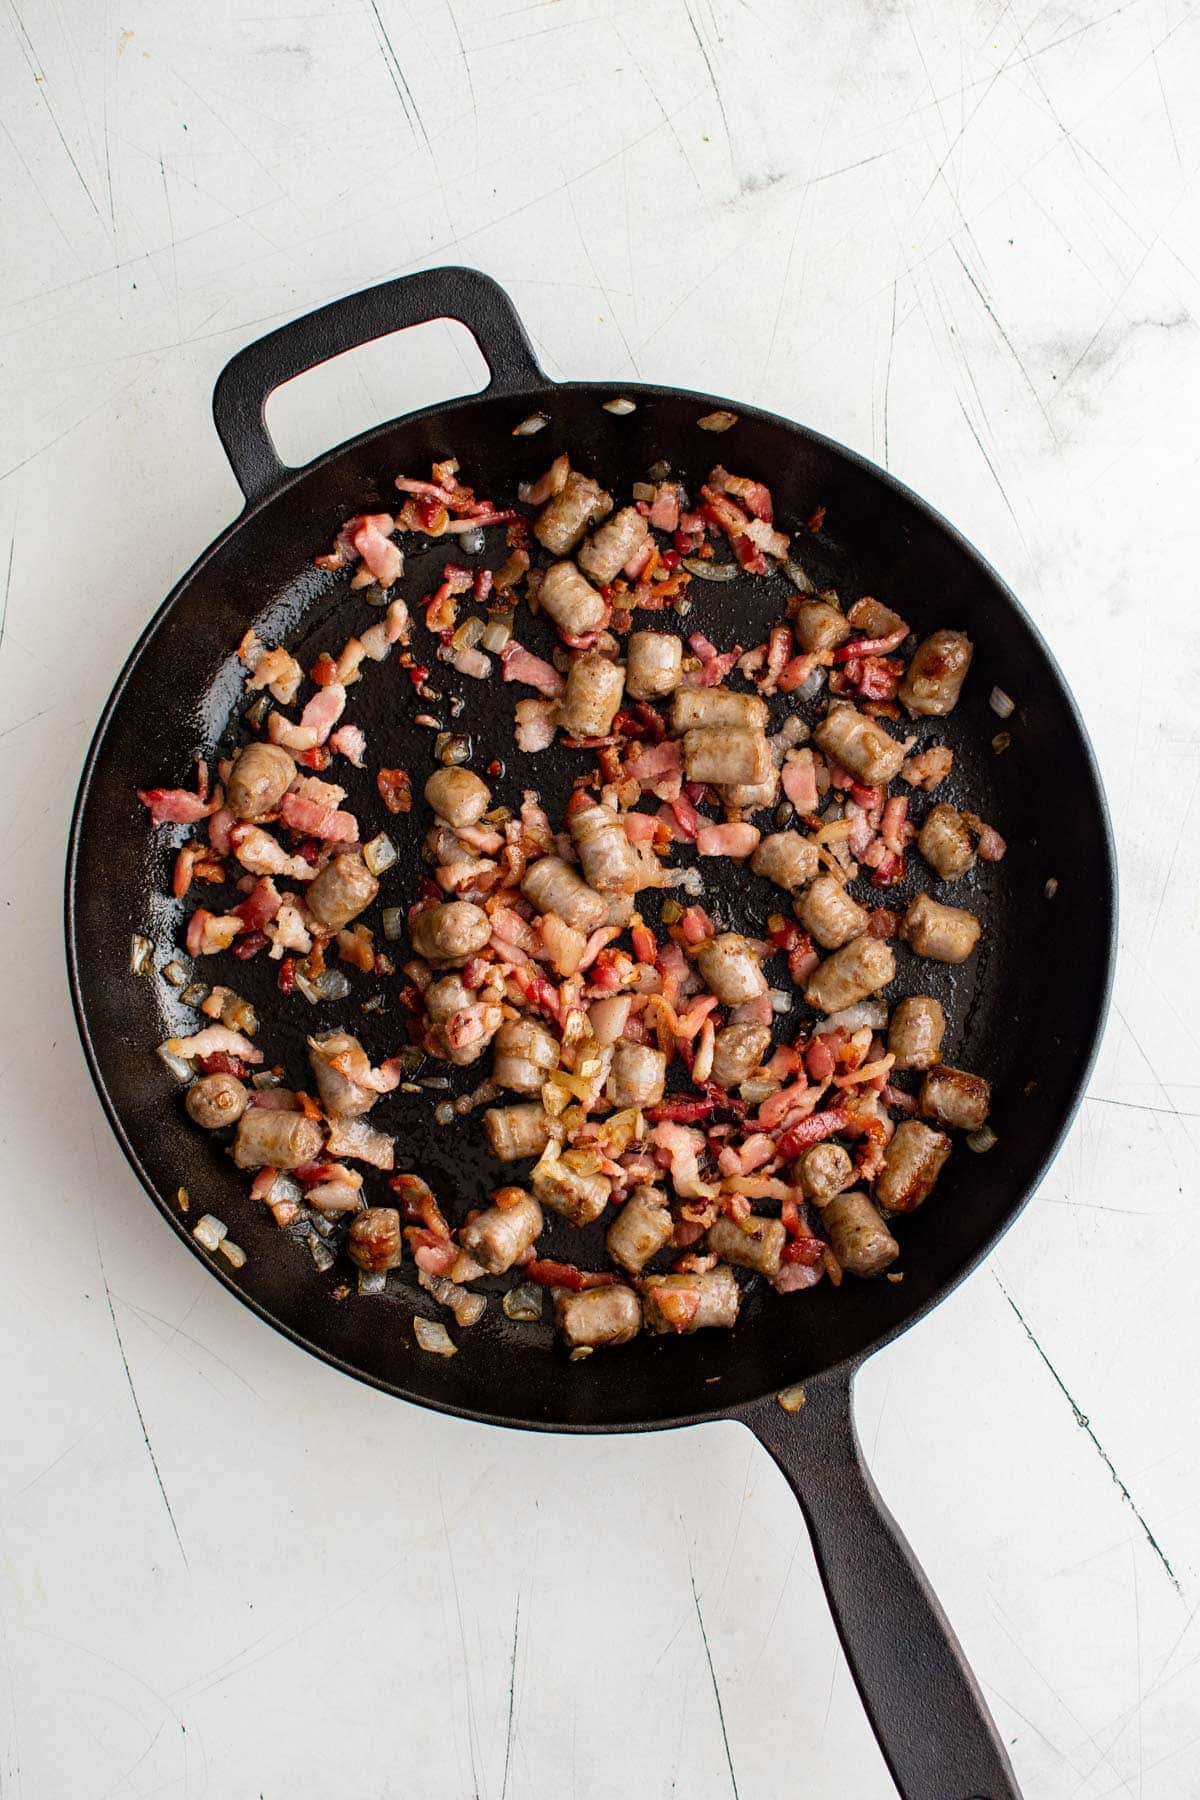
[874, 1120, 950, 1213]
[804, 937, 895, 1013]
[918, 804, 976, 881]
[570, 802, 638, 892]
[231, 1107, 324, 1171]
[539, 560, 608, 637]
[557, 653, 625, 739]
[347, 1208, 403, 1273]
[796, 1141, 854, 1203]
[554, 1284, 641, 1349]
[813, 704, 907, 787]
[577, 505, 649, 585]
[534, 471, 613, 555]
[887, 996, 946, 1071]
[672, 689, 768, 733]
[796, 873, 868, 949]
[411, 900, 492, 967]
[226, 742, 297, 821]
[707, 1215, 786, 1278]
[790, 601, 852, 653]
[424, 767, 491, 831]
[723, 768, 780, 811]
[493, 1018, 559, 1095]
[185, 1072, 248, 1130]
[683, 726, 772, 786]
[752, 831, 820, 894]
[696, 933, 768, 1005]
[482, 1104, 561, 1162]
[459, 1190, 544, 1274]
[899, 630, 973, 717]
[306, 852, 379, 932]
[625, 631, 682, 700]
[308, 1031, 381, 1117]
[531, 1158, 611, 1226]
[902, 893, 980, 963]
[424, 975, 502, 1066]
[823, 1192, 899, 1276]
[606, 1186, 674, 1274]
[710, 1022, 772, 1089]
[521, 856, 608, 933]
[641, 1267, 741, 1333]
[606, 1040, 667, 1109]
[920, 1064, 991, 1132]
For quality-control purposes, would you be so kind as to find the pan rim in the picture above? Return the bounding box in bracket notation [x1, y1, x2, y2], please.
[65, 374, 1119, 1435]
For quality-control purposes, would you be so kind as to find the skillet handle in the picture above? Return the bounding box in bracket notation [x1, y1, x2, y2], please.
[736, 1370, 1021, 1800]
[212, 266, 546, 507]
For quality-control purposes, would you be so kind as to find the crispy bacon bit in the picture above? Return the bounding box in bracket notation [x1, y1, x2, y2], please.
[376, 767, 413, 814]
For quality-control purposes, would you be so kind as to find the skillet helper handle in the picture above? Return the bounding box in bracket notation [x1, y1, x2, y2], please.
[212, 266, 546, 507]
[738, 1371, 1021, 1800]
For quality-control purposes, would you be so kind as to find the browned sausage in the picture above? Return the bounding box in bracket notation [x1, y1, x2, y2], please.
[899, 630, 972, 716]
[683, 726, 772, 786]
[707, 1215, 786, 1277]
[606, 1041, 667, 1109]
[804, 937, 895, 1013]
[424, 767, 491, 830]
[752, 831, 820, 893]
[570, 802, 638, 892]
[791, 601, 852, 652]
[539, 560, 608, 636]
[641, 1267, 741, 1333]
[459, 1190, 544, 1274]
[347, 1208, 403, 1273]
[226, 742, 296, 821]
[534, 471, 613, 555]
[557, 653, 625, 739]
[577, 505, 649, 584]
[723, 768, 780, 811]
[874, 1120, 950, 1212]
[796, 873, 868, 949]
[424, 975, 502, 1066]
[554, 1284, 641, 1349]
[672, 689, 768, 732]
[823, 1192, 899, 1276]
[920, 1064, 991, 1131]
[521, 855, 607, 932]
[796, 1141, 854, 1203]
[411, 900, 492, 966]
[306, 852, 379, 932]
[902, 893, 980, 963]
[696, 933, 768, 1005]
[918, 804, 976, 881]
[710, 1022, 772, 1088]
[625, 631, 682, 700]
[887, 996, 946, 1071]
[482, 1104, 561, 1161]
[493, 1018, 559, 1094]
[606, 1186, 674, 1274]
[232, 1108, 324, 1170]
[531, 1156, 611, 1226]
[813, 704, 907, 786]
[185, 1072, 248, 1130]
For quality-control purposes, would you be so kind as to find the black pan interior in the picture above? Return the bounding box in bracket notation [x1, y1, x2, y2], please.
[67, 384, 1115, 1430]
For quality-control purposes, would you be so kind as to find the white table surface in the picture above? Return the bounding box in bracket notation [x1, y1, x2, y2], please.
[3, 2, 1200, 1794]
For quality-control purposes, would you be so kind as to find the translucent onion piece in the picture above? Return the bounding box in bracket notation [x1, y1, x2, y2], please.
[966, 1127, 998, 1154]
[782, 557, 816, 593]
[603, 397, 637, 415]
[776, 1383, 807, 1413]
[358, 1270, 388, 1295]
[192, 1214, 228, 1252]
[697, 410, 738, 432]
[414, 1317, 457, 1355]
[681, 556, 737, 582]
[218, 1239, 247, 1269]
[989, 686, 1015, 719]
[381, 907, 406, 941]
[512, 412, 549, 436]
[129, 933, 153, 976]
[480, 613, 513, 653]
[363, 832, 397, 876]
[503, 1282, 544, 1322]
[161, 959, 189, 987]
[315, 969, 352, 1002]
[156, 1045, 194, 1084]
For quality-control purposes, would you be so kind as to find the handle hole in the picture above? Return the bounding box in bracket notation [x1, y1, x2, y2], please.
[263, 318, 490, 469]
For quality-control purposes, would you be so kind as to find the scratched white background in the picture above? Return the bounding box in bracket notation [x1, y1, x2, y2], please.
[2, 0, 1200, 1795]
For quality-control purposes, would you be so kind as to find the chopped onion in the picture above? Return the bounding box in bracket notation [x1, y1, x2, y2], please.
[774, 801, 795, 828]
[129, 933, 153, 977]
[455, 1292, 487, 1327]
[414, 1317, 457, 1355]
[814, 1000, 888, 1036]
[315, 969, 351, 1002]
[503, 1282, 544, 1322]
[176, 1186, 189, 1212]
[361, 993, 386, 1014]
[673, 594, 693, 617]
[966, 1126, 998, 1154]
[768, 989, 792, 1015]
[363, 832, 397, 876]
[512, 412, 549, 436]
[1044, 877, 1058, 899]
[433, 1101, 455, 1126]
[309, 1237, 336, 1273]
[681, 555, 737, 582]
[161, 959, 189, 988]
[180, 982, 209, 1009]
[660, 898, 683, 924]
[381, 907, 405, 941]
[663, 866, 704, 894]
[631, 481, 656, 503]
[569, 1346, 593, 1361]
[782, 557, 815, 593]
[294, 970, 322, 1005]
[358, 1269, 388, 1295]
[992, 731, 1011, 755]
[218, 1239, 247, 1270]
[739, 1077, 780, 1105]
[452, 615, 485, 651]
[989, 686, 1015, 719]
[156, 1044, 194, 1084]
[434, 732, 471, 766]
[455, 526, 485, 554]
[794, 666, 826, 701]
[268, 1174, 302, 1209]
[364, 583, 390, 607]
[603, 396, 636, 415]
[192, 1214, 227, 1251]
[251, 1069, 285, 1090]
[697, 410, 738, 432]
[480, 613, 513, 653]
[244, 693, 271, 728]
[776, 1383, 807, 1414]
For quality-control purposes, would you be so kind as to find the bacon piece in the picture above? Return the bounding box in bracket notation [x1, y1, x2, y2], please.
[775, 1106, 851, 1160]
[651, 1121, 717, 1199]
[137, 786, 216, 826]
[696, 822, 760, 859]
[648, 485, 680, 531]
[164, 1025, 263, 1065]
[500, 641, 566, 699]
[278, 790, 358, 842]
[329, 724, 366, 767]
[353, 517, 402, 587]
[626, 739, 682, 784]
[268, 683, 347, 752]
[514, 699, 559, 752]
[781, 750, 818, 813]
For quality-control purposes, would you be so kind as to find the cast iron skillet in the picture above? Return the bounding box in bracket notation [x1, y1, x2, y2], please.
[67, 267, 1116, 1800]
